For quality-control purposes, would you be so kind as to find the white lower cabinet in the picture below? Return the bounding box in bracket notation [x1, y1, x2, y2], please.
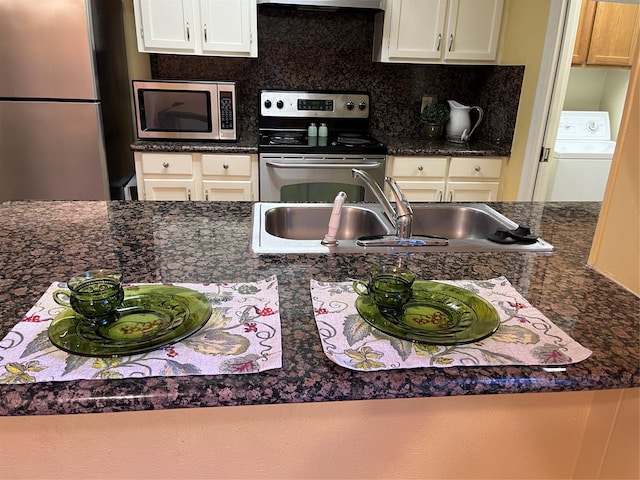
[144, 179, 197, 201]
[134, 152, 258, 201]
[386, 155, 505, 202]
[201, 154, 256, 201]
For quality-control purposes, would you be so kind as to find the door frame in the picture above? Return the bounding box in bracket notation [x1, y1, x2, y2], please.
[517, 0, 583, 201]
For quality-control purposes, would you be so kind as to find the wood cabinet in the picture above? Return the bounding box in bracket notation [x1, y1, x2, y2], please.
[573, 0, 639, 68]
[133, 0, 257, 57]
[386, 155, 505, 202]
[134, 152, 258, 201]
[374, 0, 504, 64]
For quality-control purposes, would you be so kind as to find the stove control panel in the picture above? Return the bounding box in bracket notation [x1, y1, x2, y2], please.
[260, 90, 370, 118]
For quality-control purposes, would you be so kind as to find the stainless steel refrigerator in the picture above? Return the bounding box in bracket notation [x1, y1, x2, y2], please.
[0, 0, 135, 201]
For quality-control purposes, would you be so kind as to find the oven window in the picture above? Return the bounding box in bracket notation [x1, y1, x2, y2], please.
[140, 90, 211, 132]
[281, 183, 365, 202]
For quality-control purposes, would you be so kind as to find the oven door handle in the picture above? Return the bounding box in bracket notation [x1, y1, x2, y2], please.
[265, 161, 384, 169]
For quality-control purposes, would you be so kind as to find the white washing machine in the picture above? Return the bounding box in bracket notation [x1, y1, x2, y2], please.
[546, 111, 616, 201]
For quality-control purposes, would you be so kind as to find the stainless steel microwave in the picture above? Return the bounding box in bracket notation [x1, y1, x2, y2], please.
[132, 80, 237, 141]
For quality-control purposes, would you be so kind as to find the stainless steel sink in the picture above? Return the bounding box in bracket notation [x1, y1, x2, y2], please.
[252, 202, 554, 254]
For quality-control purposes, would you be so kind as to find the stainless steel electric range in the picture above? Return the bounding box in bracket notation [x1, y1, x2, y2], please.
[258, 90, 387, 202]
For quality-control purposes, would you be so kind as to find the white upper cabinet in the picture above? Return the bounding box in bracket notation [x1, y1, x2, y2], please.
[374, 0, 504, 64]
[199, 0, 256, 56]
[385, 0, 447, 61]
[134, 0, 258, 57]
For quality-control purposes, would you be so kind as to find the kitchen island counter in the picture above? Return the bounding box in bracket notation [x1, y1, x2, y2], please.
[0, 200, 637, 417]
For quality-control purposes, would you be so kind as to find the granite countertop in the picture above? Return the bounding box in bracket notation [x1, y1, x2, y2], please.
[381, 136, 511, 157]
[130, 133, 511, 157]
[130, 137, 259, 154]
[0, 201, 637, 416]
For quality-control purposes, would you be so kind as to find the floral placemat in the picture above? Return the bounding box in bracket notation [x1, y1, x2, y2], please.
[310, 276, 592, 371]
[0, 276, 281, 384]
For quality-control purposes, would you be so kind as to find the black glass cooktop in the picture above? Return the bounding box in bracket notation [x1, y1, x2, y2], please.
[259, 130, 386, 155]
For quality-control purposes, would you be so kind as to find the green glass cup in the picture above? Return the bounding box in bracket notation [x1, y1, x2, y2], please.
[353, 265, 415, 313]
[53, 270, 124, 321]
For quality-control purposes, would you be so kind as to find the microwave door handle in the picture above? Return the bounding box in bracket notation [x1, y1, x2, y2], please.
[265, 161, 383, 169]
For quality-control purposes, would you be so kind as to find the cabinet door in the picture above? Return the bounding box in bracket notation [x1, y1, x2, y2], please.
[446, 181, 498, 202]
[393, 181, 446, 202]
[572, 0, 596, 65]
[444, 0, 504, 61]
[144, 179, 197, 201]
[136, 0, 196, 52]
[202, 180, 254, 201]
[587, 2, 639, 67]
[386, 0, 447, 61]
[199, 0, 257, 57]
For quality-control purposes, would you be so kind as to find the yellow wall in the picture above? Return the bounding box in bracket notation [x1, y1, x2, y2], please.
[121, 0, 150, 81]
[498, 0, 553, 200]
[589, 43, 640, 295]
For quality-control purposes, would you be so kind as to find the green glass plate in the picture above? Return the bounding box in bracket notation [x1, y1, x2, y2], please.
[355, 281, 500, 345]
[48, 285, 212, 357]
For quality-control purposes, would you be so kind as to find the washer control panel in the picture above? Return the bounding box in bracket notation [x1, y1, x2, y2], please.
[557, 111, 612, 141]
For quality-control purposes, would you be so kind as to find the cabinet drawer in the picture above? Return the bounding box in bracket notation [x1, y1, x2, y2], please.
[448, 157, 503, 179]
[202, 155, 252, 177]
[141, 154, 193, 175]
[390, 157, 448, 178]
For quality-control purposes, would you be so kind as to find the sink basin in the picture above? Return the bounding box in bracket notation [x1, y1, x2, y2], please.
[264, 205, 390, 240]
[252, 202, 554, 254]
[411, 204, 518, 239]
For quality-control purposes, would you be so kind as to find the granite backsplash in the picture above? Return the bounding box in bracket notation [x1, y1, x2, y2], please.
[149, 6, 523, 148]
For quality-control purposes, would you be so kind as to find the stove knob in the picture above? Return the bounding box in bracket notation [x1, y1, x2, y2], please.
[346, 101, 355, 110]
[276, 100, 284, 109]
[264, 99, 272, 109]
[358, 101, 367, 110]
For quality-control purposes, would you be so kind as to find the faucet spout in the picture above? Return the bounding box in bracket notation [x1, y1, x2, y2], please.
[385, 176, 414, 239]
[352, 169, 413, 239]
[352, 169, 396, 224]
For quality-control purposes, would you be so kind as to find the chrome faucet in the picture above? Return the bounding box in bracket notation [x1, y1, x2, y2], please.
[352, 169, 414, 239]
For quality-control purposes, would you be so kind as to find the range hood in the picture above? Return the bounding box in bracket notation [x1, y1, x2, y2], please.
[257, 0, 384, 10]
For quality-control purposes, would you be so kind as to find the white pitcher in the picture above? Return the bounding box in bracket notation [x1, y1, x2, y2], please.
[446, 100, 484, 142]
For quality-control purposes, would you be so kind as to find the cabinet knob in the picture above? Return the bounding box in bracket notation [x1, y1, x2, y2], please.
[417, 165, 424, 171]
[475, 165, 481, 172]
[223, 163, 229, 169]
[163, 162, 169, 168]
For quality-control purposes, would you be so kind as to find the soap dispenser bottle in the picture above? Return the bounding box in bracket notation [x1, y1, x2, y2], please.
[318, 123, 328, 146]
[308, 123, 318, 146]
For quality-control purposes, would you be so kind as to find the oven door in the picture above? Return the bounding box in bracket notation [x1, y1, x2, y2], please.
[259, 154, 386, 202]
